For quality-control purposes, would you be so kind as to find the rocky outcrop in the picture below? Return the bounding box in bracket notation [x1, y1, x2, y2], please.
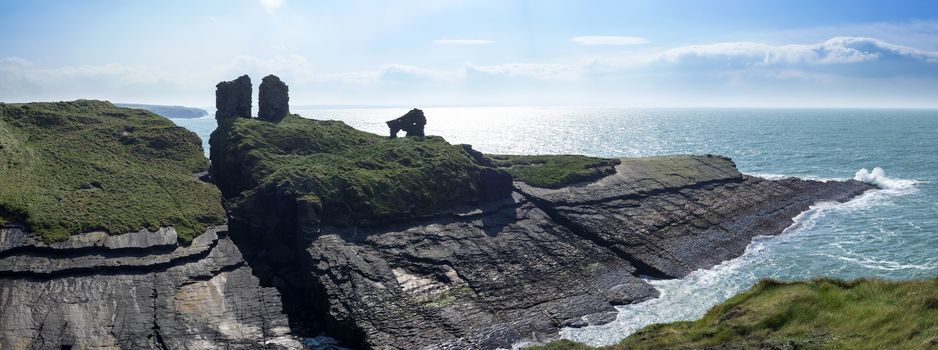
[318, 157, 868, 348]
[478, 167, 514, 201]
[216, 149, 874, 349]
[1, 99, 300, 349]
[215, 75, 252, 120]
[386, 108, 426, 138]
[0, 225, 302, 349]
[204, 78, 875, 349]
[514, 155, 875, 278]
[306, 194, 657, 349]
[258, 75, 290, 123]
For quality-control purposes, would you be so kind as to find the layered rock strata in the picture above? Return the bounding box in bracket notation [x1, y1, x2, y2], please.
[217, 150, 874, 349]
[0, 225, 302, 349]
[514, 155, 875, 278]
[305, 194, 658, 349]
[203, 77, 876, 348]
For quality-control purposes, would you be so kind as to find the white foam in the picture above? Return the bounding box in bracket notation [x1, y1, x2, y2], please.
[749, 173, 789, 180]
[756, 168, 919, 241]
[557, 241, 765, 346]
[813, 253, 938, 271]
[854, 167, 918, 190]
[748, 172, 844, 182]
[554, 167, 920, 347]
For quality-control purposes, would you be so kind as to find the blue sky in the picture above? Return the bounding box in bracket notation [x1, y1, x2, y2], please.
[1, 0, 937, 107]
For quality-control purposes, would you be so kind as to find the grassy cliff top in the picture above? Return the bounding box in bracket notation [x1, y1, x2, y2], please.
[531, 277, 938, 350]
[211, 115, 493, 225]
[489, 154, 619, 188]
[0, 100, 226, 242]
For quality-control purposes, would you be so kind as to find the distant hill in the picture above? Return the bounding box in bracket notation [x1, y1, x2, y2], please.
[115, 103, 208, 119]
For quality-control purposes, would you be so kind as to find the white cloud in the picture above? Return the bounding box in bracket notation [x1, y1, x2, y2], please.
[744, 20, 938, 51]
[433, 39, 494, 45]
[0, 57, 33, 67]
[259, 0, 284, 13]
[571, 36, 649, 46]
[655, 36, 938, 65]
[378, 64, 461, 83]
[211, 54, 316, 82]
[0, 59, 169, 86]
[466, 63, 579, 80]
[3, 36, 938, 107]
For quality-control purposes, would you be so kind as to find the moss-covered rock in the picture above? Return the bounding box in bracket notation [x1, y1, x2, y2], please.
[489, 154, 620, 188]
[209, 114, 512, 227]
[529, 277, 938, 350]
[0, 100, 226, 242]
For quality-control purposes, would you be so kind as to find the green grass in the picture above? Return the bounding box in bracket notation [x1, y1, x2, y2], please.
[0, 100, 226, 242]
[488, 154, 619, 188]
[210, 115, 502, 225]
[528, 277, 938, 350]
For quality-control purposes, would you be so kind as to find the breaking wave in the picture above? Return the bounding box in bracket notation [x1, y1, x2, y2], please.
[854, 167, 919, 190]
[555, 167, 921, 347]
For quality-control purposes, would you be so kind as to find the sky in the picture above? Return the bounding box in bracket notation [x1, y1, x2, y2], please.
[1, 0, 938, 108]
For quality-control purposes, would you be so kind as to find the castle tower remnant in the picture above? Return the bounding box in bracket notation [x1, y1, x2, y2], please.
[258, 74, 290, 123]
[215, 75, 252, 121]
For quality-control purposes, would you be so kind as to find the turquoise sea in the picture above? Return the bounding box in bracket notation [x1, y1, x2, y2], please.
[173, 107, 937, 346]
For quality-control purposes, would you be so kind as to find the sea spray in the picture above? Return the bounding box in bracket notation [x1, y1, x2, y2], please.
[854, 167, 919, 190]
[559, 167, 921, 347]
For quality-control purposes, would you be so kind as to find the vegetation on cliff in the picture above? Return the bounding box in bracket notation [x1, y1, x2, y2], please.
[210, 114, 507, 225]
[489, 154, 619, 188]
[0, 100, 225, 242]
[530, 277, 938, 350]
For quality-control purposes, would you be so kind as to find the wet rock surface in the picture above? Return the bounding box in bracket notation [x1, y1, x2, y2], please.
[0, 226, 302, 349]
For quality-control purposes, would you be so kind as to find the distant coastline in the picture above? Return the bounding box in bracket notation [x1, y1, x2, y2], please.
[115, 103, 208, 119]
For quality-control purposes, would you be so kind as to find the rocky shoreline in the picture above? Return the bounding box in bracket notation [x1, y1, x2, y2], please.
[216, 153, 873, 349]
[0, 89, 876, 349]
[206, 76, 876, 349]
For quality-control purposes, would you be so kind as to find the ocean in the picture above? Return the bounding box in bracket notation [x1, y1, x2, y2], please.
[172, 107, 937, 346]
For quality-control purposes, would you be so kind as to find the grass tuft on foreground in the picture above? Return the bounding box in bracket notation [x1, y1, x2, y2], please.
[529, 277, 938, 350]
[488, 154, 619, 188]
[0, 100, 226, 242]
[211, 115, 499, 225]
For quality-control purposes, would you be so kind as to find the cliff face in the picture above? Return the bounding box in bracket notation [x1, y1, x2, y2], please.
[210, 113, 875, 349]
[0, 98, 876, 349]
[305, 195, 658, 349]
[0, 101, 301, 349]
[0, 226, 300, 349]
